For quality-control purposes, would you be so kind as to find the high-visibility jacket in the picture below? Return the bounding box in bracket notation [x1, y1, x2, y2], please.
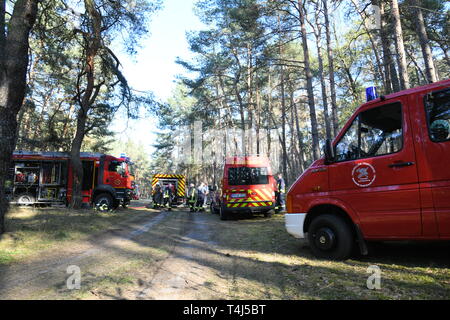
[163, 188, 172, 199]
[187, 187, 197, 202]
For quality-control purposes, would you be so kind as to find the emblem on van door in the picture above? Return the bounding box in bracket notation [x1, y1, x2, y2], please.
[352, 163, 376, 187]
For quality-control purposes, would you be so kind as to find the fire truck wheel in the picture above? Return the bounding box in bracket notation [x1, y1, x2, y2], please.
[210, 203, 219, 215]
[307, 214, 354, 260]
[219, 205, 229, 221]
[16, 193, 35, 206]
[263, 210, 272, 218]
[94, 193, 114, 212]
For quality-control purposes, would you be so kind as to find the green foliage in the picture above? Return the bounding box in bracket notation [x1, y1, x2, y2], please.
[15, 0, 162, 154]
[151, 0, 450, 185]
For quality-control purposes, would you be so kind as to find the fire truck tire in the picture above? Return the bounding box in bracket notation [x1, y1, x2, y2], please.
[307, 214, 354, 261]
[16, 193, 35, 206]
[219, 205, 229, 221]
[94, 193, 114, 212]
[210, 203, 219, 215]
[263, 210, 272, 218]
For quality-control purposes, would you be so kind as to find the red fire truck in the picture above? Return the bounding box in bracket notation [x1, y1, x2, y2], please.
[6, 151, 135, 211]
[211, 156, 276, 220]
[285, 79, 450, 260]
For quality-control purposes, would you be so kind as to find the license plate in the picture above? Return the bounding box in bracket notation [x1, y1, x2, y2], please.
[231, 193, 246, 198]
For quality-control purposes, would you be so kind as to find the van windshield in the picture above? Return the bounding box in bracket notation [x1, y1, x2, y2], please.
[228, 167, 269, 185]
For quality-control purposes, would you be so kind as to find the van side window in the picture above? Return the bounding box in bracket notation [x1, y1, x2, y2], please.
[335, 117, 359, 162]
[425, 89, 450, 143]
[335, 103, 403, 162]
[228, 167, 269, 185]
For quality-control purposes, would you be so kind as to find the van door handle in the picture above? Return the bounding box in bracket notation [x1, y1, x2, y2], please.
[389, 162, 415, 168]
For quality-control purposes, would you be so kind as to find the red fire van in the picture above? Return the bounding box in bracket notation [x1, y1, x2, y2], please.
[211, 156, 276, 220]
[285, 79, 450, 260]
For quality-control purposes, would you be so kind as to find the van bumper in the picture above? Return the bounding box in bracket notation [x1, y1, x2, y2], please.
[285, 213, 307, 239]
[224, 204, 275, 213]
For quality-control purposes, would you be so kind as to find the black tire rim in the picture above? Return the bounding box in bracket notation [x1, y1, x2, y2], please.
[96, 197, 111, 211]
[314, 227, 336, 251]
[18, 195, 33, 205]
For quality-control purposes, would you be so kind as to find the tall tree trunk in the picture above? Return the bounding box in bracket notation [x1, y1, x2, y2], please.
[323, 0, 339, 138]
[70, 0, 103, 209]
[280, 67, 288, 182]
[389, 46, 402, 92]
[312, 4, 332, 142]
[298, 0, 320, 161]
[70, 110, 87, 209]
[378, 0, 395, 94]
[351, 0, 386, 91]
[391, 0, 410, 90]
[256, 85, 261, 155]
[293, 99, 305, 173]
[0, 0, 39, 234]
[0, 0, 5, 61]
[412, 0, 437, 83]
[278, 14, 288, 182]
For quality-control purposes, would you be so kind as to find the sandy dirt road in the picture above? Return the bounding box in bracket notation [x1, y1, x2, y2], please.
[1, 201, 449, 300]
[0, 204, 252, 300]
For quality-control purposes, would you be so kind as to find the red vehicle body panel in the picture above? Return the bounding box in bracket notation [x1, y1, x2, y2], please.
[287, 79, 450, 240]
[219, 156, 276, 212]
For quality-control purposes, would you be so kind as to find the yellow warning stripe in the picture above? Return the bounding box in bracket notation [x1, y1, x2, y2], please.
[226, 201, 274, 208]
[154, 174, 186, 179]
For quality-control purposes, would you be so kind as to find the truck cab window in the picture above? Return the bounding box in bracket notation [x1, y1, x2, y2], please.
[109, 161, 126, 176]
[426, 89, 450, 143]
[335, 118, 359, 162]
[335, 103, 403, 162]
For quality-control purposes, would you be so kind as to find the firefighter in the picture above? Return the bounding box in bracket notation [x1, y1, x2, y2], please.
[200, 182, 209, 207]
[275, 173, 286, 213]
[196, 182, 207, 212]
[153, 183, 163, 209]
[187, 183, 197, 212]
[162, 184, 173, 211]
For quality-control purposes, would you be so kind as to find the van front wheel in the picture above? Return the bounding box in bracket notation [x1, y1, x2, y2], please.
[307, 214, 354, 260]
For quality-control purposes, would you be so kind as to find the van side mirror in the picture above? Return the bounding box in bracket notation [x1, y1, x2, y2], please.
[324, 139, 335, 164]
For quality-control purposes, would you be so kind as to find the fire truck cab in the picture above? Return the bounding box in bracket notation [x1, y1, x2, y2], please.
[212, 156, 276, 220]
[285, 79, 450, 260]
[68, 153, 135, 210]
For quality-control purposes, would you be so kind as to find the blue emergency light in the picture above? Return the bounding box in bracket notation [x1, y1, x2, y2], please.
[366, 86, 379, 102]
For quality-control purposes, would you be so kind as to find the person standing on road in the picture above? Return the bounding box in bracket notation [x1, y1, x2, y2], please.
[275, 173, 286, 213]
[187, 183, 197, 212]
[201, 182, 209, 207]
[196, 182, 206, 212]
[153, 183, 162, 209]
[162, 184, 173, 211]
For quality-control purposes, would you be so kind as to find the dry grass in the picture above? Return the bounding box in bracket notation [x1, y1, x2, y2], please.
[1, 207, 449, 300]
[210, 214, 450, 300]
[0, 205, 139, 266]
